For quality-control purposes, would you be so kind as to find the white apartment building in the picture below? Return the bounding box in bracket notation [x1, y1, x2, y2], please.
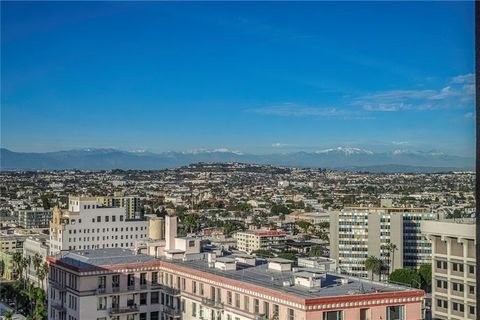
[235, 230, 286, 254]
[421, 219, 476, 320]
[49, 196, 149, 255]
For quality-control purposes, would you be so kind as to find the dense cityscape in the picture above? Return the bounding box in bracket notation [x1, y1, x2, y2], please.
[0, 164, 476, 319]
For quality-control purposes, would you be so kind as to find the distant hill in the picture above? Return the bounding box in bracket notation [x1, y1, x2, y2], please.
[0, 147, 474, 172]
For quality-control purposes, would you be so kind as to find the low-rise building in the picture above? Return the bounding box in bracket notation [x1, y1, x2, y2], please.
[16, 208, 52, 229]
[235, 230, 287, 254]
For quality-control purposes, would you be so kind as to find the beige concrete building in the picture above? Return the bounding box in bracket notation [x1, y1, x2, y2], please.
[234, 230, 286, 254]
[421, 219, 476, 320]
[330, 206, 435, 278]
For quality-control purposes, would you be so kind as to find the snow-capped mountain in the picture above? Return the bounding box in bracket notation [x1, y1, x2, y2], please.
[0, 147, 473, 172]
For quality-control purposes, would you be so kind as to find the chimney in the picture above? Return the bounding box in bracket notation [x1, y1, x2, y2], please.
[165, 215, 177, 251]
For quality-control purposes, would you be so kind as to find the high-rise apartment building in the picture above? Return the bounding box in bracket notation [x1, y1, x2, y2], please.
[97, 193, 141, 219]
[421, 219, 476, 320]
[330, 206, 435, 278]
[49, 196, 149, 254]
[235, 230, 287, 254]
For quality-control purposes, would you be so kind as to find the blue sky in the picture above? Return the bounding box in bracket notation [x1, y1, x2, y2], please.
[1, 2, 475, 155]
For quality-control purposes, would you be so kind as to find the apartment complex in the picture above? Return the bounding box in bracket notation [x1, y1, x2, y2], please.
[49, 196, 149, 254]
[235, 230, 287, 254]
[330, 206, 435, 278]
[16, 208, 52, 229]
[97, 193, 141, 219]
[421, 219, 476, 320]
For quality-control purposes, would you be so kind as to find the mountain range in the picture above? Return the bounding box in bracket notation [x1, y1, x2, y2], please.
[0, 147, 474, 172]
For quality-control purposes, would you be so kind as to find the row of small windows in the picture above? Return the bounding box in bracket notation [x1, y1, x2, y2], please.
[68, 226, 145, 234]
[436, 260, 475, 274]
[68, 242, 134, 250]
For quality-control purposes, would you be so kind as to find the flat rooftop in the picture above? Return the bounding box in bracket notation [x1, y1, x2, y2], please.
[52, 248, 157, 270]
[161, 255, 420, 299]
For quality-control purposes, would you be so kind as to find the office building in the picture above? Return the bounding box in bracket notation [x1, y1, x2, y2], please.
[421, 219, 476, 320]
[330, 206, 435, 278]
[49, 196, 149, 254]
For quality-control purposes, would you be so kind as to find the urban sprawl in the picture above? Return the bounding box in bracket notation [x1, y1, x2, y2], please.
[0, 163, 476, 320]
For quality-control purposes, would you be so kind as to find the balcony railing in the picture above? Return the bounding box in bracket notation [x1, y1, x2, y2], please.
[50, 301, 66, 312]
[112, 286, 120, 293]
[201, 298, 224, 309]
[96, 287, 106, 294]
[109, 305, 139, 315]
[159, 284, 181, 296]
[163, 305, 182, 317]
[127, 284, 135, 291]
[140, 283, 148, 289]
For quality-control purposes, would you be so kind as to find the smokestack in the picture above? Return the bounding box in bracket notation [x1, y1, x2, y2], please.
[165, 215, 177, 251]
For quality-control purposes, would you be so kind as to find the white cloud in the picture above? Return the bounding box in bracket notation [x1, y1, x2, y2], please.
[464, 112, 475, 120]
[452, 73, 475, 84]
[392, 141, 409, 145]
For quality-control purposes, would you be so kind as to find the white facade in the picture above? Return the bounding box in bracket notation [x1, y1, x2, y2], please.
[49, 197, 149, 254]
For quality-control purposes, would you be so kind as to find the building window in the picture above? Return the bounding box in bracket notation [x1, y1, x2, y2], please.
[235, 293, 240, 308]
[97, 216, 101, 222]
[127, 274, 135, 289]
[139, 313, 146, 320]
[360, 308, 370, 320]
[244, 296, 250, 311]
[264, 301, 270, 318]
[200, 283, 204, 295]
[151, 291, 159, 304]
[452, 262, 464, 272]
[150, 312, 159, 320]
[254, 299, 259, 314]
[193, 281, 197, 294]
[112, 275, 120, 291]
[97, 297, 107, 310]
[152, 272, 158, 284]
[469, 265, 475, 274]
[437, 299, 447, 309]
[140, 293, 147, 305]
[323, 311, 342, 320]
[97, 276, 106, 291]
[453, 282, 464, 292]
[120, 216, 124, 221]
[469, 285, 475, 294]
[227, 291, 232, 305]
[140, 273, 147, 287]
[470, 306, 476, 315]
[192, 302, 197, 316]
[452, 302, 464, 312]
[112, 215, 116, 222]
[288, 308, 295, 320]
[105, 216, 109, 222]
[386, 305, 404, 320]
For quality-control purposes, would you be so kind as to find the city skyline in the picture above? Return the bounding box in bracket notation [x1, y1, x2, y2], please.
[1, 2, 475, 156]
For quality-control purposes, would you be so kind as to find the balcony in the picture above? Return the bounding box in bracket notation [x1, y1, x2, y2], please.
[112, 286, 120, 293]
[140, 283, 148, 290]
[96, 287, 106, 294]
[127, 285, 135, 291]
[254, 315, 268, 320]
[50, 301, 65, 312]
[163, 305, 182, 318]
[109, 305, 139, 315]
[159, 284, 181, 296]
[201, 298, 224, 310]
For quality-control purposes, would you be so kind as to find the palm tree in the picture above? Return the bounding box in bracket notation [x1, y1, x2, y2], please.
[36, 262, 48, 291]
[32, 254, 43, 287]
[26, 281, 37, 314]
[365, 256, 383, 281]
[384, 242, 398, 275]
